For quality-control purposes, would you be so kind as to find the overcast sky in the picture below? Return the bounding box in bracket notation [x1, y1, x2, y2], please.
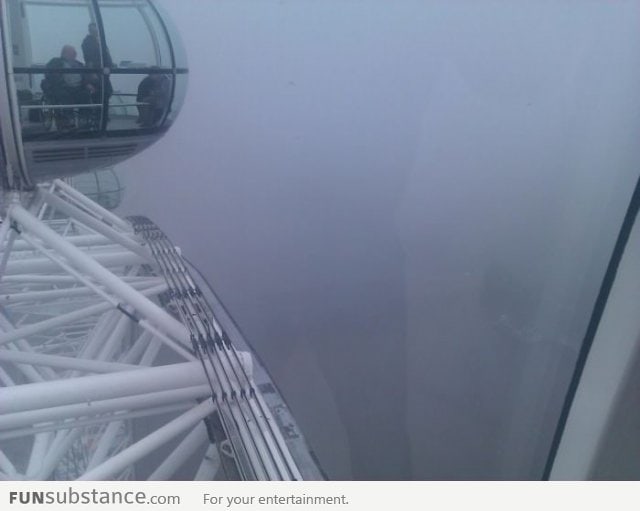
[118, 0, 640, 479]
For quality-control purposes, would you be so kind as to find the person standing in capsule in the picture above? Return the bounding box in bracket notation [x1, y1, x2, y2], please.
[82, 22, 113, 123]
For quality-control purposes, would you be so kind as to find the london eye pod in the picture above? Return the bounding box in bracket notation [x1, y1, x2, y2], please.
[0, 0, 188, 189]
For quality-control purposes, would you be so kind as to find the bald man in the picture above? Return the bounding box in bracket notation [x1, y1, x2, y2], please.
[43, 45, 95, 129]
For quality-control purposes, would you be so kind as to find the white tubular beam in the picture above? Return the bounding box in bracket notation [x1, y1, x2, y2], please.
[9, 205, 189, 344]
[26, 432, 52, 477]
[1, 275, 155, 285]
[0, 217, 12, 247]
[40, 191, 148, 259]
[86, 421, 123, 471]
[0, 361, 207, 414]
[148, 423, 209, 480]
[120, 330, 153, 365]
[66, 309, 122, 378]
[4, 251, 146, 275]
[10, 234, 115, 252]
[2, 403, 193, 441]
[7, 344, 55, 381]
[96, 315, 130, 362]
[0, 229, 17, 277]
[36, 183, 55, 219]
[0, 279, 163, 305]
[52, 179, 131, 233]
[0, 287, 103, 305]
[0, 349, 44, 384]
[194, 444, 221, 481]
[0, 385, 211, 431]
[77, 400, 216, 481]
[0, 366, 15, 386]
[75, 311, 120, 371]
[0, 449, 17, 476]
[0, 314, 57, 381]
[140, 336, 163, 366]
[0, 347, 45, 385]
[36, 429, 83, 480]
[0, 301, 112, 346]
[0, 283, 167, 346]
[136, 320, 193, 361]
[0, 350, 139, 374]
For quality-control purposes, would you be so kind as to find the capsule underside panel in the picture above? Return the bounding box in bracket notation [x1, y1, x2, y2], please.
[23, 134, 158, 182]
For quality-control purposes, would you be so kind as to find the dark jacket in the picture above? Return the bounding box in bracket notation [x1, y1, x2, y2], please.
[42, 57, 87, 98]
[81, 35, 113, 98]
[81, 35, 113, 68]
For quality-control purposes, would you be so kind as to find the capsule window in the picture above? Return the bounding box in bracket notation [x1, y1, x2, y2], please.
[15, 70, 103, 139]
[98, 0, 172, 69]
[3, 0, 185, 150]
[7, 0, 101, 68]
[165, 73, 186, 125]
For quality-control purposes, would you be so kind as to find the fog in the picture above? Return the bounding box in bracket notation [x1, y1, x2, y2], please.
[117, 0, 640, 479]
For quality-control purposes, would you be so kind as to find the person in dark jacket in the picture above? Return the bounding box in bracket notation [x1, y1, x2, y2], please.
[136, 71, 170, 127]
[82, 23, 113, 122]
[42, 45, 95, 129]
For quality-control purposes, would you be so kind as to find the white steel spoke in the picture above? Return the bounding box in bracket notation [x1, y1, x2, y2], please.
[0, 182, 307, 481]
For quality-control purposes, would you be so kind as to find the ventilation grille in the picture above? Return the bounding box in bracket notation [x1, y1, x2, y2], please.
[87, 144, 137, 159]
[33, 143, 138, 163]
[32, 147, 85, 162]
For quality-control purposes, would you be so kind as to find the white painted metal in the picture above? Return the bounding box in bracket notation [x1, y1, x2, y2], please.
[0, 183, 210, 479]
[0, 385, 211, 431]
[39, 191, 148, 259]
[3, 251, 146, 275]
[0, 182, 304, 481]
[1, 403, 195, 442]
[0, 361, 208, 414]
[9, 205, 189, 344]
[194, 444, 221, 480]
[78, 400, 216, 481]
[51, 179, 132, 233]
[25, 432, 51, 477]
[86, 421, 125, 472]
[0, 349, 139, 373]
[148, 423, 208, 480]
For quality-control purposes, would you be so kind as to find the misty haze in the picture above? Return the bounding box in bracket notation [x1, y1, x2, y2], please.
[2, 0, 640, 481]
[114, 1, 640, 479]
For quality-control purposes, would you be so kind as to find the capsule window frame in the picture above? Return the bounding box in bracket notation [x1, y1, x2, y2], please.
[7, 0, 187, 142]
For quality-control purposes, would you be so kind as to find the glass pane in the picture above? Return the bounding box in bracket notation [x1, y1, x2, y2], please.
[165, 73, 186, 124]
[151, 0, 187, 68]
[107, 72, 172, 130]
[98, 0, 172, 69]
[14, 71, 102, 139]
[6, 0, 99, 68]
[70, 168, 124, 210]
[114, 1, 640, 481]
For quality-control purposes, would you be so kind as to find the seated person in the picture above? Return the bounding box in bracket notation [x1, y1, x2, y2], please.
[42, 45, 96, 129]
[136, 71, 170, 127]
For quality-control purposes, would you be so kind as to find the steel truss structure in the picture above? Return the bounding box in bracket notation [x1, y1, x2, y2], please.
[0, 179, 302, 480]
